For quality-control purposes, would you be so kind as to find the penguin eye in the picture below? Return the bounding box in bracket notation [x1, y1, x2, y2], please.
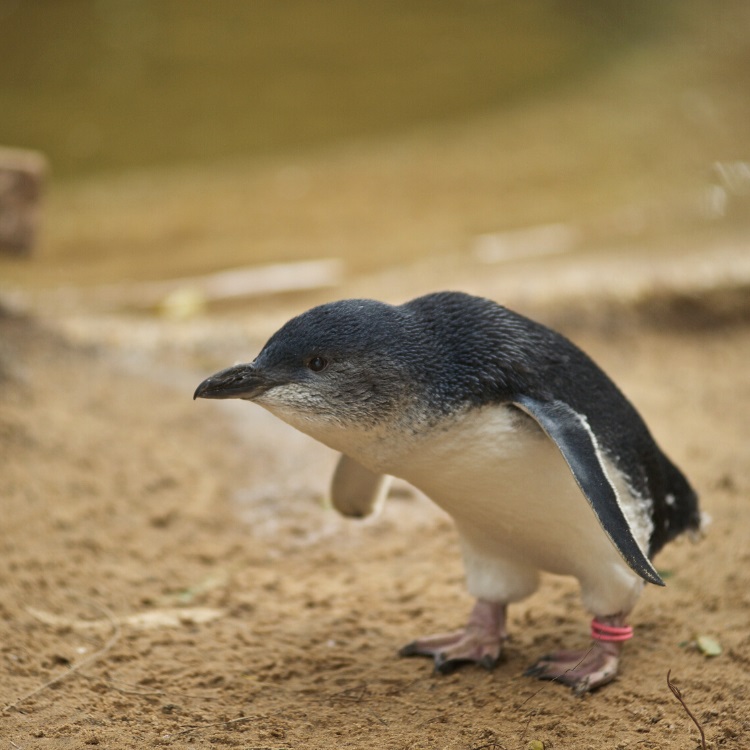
[307, 356, 329, 372]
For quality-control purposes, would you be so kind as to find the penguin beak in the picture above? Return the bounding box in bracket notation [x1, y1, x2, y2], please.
[193, 363, 274, 401]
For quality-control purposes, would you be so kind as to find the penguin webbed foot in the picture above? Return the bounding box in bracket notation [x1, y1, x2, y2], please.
[400, 629, 504, 673]
[524, 640, 621, 696]
[399, 600, 507, 674]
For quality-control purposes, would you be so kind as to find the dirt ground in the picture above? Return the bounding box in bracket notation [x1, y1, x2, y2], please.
[1, 284, 749, 750]
[2, 3, 749, 745]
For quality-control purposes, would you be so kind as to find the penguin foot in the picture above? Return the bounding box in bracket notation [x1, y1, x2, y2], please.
[524, 640, 621, 695]
[399, 599, 507, 674]
[399, 629, 503, 673]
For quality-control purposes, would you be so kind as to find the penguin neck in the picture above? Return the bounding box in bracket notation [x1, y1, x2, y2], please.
[256, 397, 455, 475]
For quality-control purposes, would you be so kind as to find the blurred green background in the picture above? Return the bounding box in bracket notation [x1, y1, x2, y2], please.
[1, 0, 672, 179]
[0, 0, 747, 290]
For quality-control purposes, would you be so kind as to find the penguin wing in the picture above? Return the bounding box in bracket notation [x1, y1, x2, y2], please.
[330, 454, 392, 518]
[513, 395, 664, 586]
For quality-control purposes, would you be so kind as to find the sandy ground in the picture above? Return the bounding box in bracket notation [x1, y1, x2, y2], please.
[2, 4, 749, 746]
[1, 282, 749, 749]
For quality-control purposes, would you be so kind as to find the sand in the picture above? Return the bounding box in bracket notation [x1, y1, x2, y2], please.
[1, 288, 748, 749]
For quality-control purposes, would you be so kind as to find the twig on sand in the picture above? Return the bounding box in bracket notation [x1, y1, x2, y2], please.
[75, 671, 214, 701]
[326, 682, 388, 726]
[3, 602, 121, 714]
[327, 682, 369, 703]
[667, 669, 707, 750]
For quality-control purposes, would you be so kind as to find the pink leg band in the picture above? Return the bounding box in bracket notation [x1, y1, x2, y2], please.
[591, 619, 634, 642]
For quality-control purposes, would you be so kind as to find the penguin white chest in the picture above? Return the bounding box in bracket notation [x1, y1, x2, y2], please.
[392, 404, 639, 584]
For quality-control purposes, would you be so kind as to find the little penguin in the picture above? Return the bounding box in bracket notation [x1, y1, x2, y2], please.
[194, 291, 700, 694]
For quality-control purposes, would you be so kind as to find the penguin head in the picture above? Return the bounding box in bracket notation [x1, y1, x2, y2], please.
[194, 299, 424, 432]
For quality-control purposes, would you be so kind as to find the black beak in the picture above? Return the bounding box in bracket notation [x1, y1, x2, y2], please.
[194, 363, 273, 401]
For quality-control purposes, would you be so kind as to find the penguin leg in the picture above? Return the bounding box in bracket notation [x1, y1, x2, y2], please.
[524, 613, 631, 695]
[399, 599, 507, 673]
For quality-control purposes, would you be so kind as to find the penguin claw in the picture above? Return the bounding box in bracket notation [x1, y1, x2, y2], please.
[398, 642, 417, 658]
[398, 640, 430, 658]
[522, 664, 546, 678]
[434, 654, 464, 675]
[429, 651, 499, 675]
[398, 631, 464, 659]
[479, 653, 499, 671]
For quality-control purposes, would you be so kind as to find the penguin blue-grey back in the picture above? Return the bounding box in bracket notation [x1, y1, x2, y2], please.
[195, 291, 700, 694]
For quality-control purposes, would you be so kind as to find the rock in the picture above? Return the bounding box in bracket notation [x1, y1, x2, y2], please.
[0, 146, 48, 256]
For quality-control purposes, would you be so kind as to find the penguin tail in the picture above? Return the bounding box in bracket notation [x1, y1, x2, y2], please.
[649, 453, 701, 556]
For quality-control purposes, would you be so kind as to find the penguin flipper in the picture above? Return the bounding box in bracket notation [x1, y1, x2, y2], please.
[512, 396, 664, 586]
[330, 454, 391, 518]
